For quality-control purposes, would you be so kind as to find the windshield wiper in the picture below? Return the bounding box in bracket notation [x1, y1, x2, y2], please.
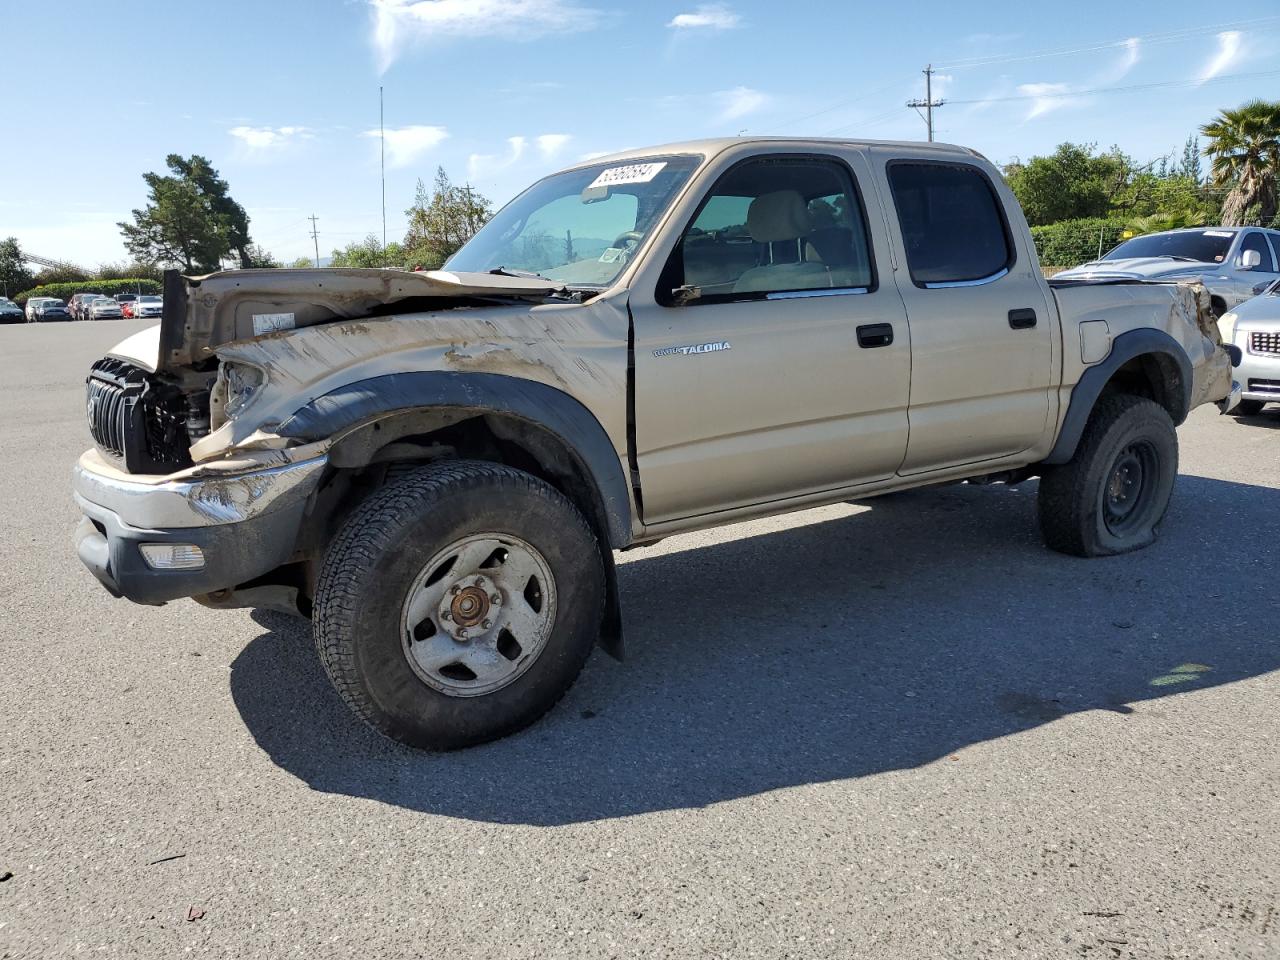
[489, 266, 556, 282]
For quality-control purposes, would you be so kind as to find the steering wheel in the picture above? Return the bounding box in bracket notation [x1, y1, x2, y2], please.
[612, 230, 644, 251]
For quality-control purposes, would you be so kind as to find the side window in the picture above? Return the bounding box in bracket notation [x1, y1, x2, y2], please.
[664, 157, 874, 303]
[887, 162, 1013, 286]
[1240, 232, 1277, 272]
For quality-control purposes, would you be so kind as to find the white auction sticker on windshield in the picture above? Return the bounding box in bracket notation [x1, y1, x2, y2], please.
[587, 162, 667, 190]
[252, 312, 296, 335]
[1203, 230, 1234, 237]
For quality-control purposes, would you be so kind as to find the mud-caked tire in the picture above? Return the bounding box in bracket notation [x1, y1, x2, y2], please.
[1037, 394, 1178, 558]
[313, 460, 606, 750]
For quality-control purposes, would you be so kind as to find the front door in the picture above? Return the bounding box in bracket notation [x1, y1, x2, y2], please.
[629, 152, 911, 525]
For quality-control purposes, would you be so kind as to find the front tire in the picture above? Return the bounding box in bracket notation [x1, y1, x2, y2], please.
[313, 460, 606, 750]
[1037, 394, 1178, 557]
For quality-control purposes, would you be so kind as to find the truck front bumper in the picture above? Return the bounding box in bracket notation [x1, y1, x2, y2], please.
[72, 449, 327, 605]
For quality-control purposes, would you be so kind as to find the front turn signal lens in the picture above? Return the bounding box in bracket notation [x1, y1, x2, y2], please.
[139, 543, 206, 570]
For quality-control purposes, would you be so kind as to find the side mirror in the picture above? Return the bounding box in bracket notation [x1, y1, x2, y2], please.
[1241, 248, 1262, 270]
[670, 284, 702, 306]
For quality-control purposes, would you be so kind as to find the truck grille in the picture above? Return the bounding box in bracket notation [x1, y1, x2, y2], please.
[86, 358, 193, 474]
[1250, 331, 1280, 357]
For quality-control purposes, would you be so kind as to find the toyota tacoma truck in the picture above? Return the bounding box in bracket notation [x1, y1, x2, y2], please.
[72, 138, 1240, 750]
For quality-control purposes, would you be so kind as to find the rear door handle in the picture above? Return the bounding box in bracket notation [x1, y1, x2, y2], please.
[1009, 308, 1037, 330]
[856, 323, 894, 348]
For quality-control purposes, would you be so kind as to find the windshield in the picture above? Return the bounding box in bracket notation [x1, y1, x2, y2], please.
[446, 155, 702, 288]
[1102, 230, 1234, 264]
[139, 295, 161, 303]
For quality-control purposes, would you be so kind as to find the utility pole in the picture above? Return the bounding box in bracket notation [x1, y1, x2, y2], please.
[308, 214, 321, 267]
[379, 85, 387, 267]
[906, 64, 945, 142]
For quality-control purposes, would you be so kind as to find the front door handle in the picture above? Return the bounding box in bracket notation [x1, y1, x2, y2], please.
[1009, 308, 1037, 329]
[856, 323, 894, 348]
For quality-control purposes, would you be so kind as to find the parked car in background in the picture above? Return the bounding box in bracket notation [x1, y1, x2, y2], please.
[34, 300, 71, 322]
[1055, 226, 1280, 316]
[114, 293, 138, 311]
[0, 297, 24, 323]
[1219, 278, 1280, 416]
[132, 294, 163, 319]
[88, 296, 123, 320]
[25, 297, 62, 322]
[69, 293, 104, 321]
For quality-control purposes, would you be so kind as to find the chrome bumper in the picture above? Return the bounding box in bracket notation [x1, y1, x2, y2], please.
[72, 450, 328, 528]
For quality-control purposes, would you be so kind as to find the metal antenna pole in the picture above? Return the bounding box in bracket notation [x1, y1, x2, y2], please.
[380, 85, 387, 266]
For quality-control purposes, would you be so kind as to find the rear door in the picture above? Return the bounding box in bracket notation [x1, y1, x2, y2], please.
[870, 151, 1057, 474]
[628, 149, 911, 525]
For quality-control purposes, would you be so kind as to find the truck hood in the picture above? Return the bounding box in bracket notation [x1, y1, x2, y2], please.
[1055, 257, 1219, 281]
[156, 267, 566, 373]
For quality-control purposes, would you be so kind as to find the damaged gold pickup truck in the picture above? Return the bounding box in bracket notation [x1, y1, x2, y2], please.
[73, 138, 1241, 749]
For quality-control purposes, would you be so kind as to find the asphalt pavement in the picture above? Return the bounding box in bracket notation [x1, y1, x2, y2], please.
[2, 318, 1278, 958]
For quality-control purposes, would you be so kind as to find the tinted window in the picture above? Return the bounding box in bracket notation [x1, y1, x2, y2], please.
[1240, 232, 1277, 272]
[666, 156, 873, 302]
[887, 162, 1012, 285]
[1102, 230, 1233, 263]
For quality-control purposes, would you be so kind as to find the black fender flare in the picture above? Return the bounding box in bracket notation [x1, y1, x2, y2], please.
[1043, 328, 1193, 465]
[278, 371, 632, 548]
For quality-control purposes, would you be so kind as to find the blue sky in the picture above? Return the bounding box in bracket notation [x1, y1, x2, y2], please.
[3, 0, 1279, 267]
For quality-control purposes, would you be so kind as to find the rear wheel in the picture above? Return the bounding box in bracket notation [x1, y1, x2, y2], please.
[1037, 394, 1178, 557]
[313, 460, 606, 750]
[1236, 399, 1266, 416]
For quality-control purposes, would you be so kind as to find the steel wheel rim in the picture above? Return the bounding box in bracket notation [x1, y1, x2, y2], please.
[1101, 440, 1158, 536]
[400, 533, 558, 698]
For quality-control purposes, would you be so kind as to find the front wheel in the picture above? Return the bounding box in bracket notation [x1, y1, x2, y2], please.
[313, 461, 606, 750]
[1037, 394, 1178, 557]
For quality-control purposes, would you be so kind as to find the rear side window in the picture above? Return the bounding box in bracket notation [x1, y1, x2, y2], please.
[887, 162, 1013, 285]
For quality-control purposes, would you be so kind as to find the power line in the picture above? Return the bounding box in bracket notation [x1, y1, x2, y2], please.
[935, 16, 1280, 70]
[946, 67, 1280, 107]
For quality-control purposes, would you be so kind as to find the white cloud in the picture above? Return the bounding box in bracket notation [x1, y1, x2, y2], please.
[229, 125, 314, 149]
[667, 4, 739, 29]
[1017, 82, 1076, 120]
[716, 86, 769, 122]
[536, 133, 572, 158]
[1196, 30, 1243, 85]
[468, 136, 528, 181]
[1094, 37, 1140, 85]
[370, 0, 604, 72]
[580, 150, 615, 161]
[363, 124, 449, 167]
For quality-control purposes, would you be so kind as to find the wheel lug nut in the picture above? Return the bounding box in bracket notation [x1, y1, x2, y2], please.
[491, 593, 501, 604]
[450, 585, 460, 595]
[482, 619, 491, 629]
[442, 611, 452, 621]
[456, 628, 468, 640]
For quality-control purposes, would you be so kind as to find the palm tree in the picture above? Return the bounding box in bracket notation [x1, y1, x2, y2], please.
[1201, 100, 1280, 226]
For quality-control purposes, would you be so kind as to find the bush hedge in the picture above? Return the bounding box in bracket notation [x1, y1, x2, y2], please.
[12, 278, 161, 305]
[1030, 218, 1129, 269]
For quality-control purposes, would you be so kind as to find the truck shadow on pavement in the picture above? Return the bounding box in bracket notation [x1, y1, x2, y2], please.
[230, 474, 1280, 825]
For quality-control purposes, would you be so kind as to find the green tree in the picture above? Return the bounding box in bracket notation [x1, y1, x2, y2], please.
[329, 234, 406, 268]
[0, 238, 35, 298]
[119, 155, 255, 272]
[32, 263, 91, 286]
[1201, 100, 1280, 226]
[1179, 134, 1204, 183]
[403, 168, 492, 269]
[1004, 143, 1129, 226]
[290, 256, 314, 269]
[242, 244, 281, 268]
